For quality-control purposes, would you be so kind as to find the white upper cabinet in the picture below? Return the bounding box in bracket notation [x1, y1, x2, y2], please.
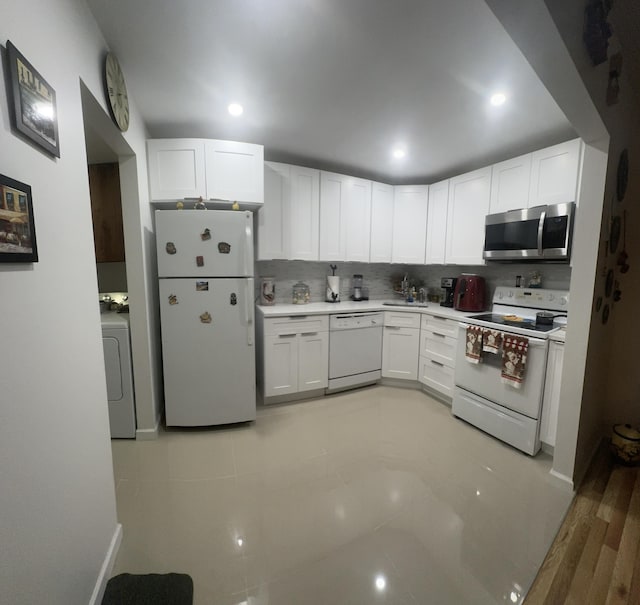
[369, 182, 394, 263]
[259, 162, 289, 260]
[147, 139, 264, 204]
[259, 162, 319, 261]
[319, 172, 371, 262]
[204, 140, 264, 204]
[147, 139, 207, 200]
[289, 165, 320, 261]
[489, 153, 532, 213]
[425, 179, 449, 264]
[529, 138, 582, 206]
[391, 185, 429, 264]
[446, 167, 491, 265]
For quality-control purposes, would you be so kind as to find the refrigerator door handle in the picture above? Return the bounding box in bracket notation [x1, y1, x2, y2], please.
[245, 280, 254, 346]
[244, 216, 252, 277]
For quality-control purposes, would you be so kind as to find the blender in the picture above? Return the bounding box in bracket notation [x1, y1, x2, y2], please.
[351, 274, 368, 301]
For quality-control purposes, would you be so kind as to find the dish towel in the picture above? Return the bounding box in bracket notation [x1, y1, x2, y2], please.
[465, 325, 484, 363]
[482, 329, 503, 354]
[501, 335, 529, 388]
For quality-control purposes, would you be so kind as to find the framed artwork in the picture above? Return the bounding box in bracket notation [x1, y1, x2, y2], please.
[0, 174, 38, 263]
[6, 41, 60, 157]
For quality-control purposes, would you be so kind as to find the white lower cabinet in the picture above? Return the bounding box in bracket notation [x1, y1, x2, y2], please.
[259, 315, 329, 400]
[540, 341, 565, 447]
[382, 312, 420, 380]
[418, 314, 459, 400]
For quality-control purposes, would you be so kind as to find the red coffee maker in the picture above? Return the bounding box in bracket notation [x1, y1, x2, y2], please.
[453, 274, 487, 312]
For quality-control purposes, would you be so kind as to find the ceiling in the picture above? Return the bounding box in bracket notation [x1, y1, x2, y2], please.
[86, 0, 578, 183]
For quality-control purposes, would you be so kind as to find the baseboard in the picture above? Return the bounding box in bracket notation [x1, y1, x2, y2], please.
[89, 523, 123, 605]
[549, 467, 574, 488]
[135, 414, 160, 440]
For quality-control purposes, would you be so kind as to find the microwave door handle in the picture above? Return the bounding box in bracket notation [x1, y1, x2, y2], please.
[537, 210, 547, 255]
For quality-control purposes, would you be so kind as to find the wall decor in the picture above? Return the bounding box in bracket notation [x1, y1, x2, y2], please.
[0, 173, 38, 263]
[6, 41, 60, 157]
[617, 149, 629, 201]
[583, 0, 612, 66]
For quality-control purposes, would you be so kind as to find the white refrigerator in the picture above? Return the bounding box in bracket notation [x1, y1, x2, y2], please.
[155, 209, 256, 426]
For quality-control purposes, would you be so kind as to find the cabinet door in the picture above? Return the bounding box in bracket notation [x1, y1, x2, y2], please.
[264, 333, 298, 397]
[446, 167, 491, 265]
[289, 165, 320, 261]
[529, 139, 581, 206]
[540, 342, 564, 447]
[391, 185, 429, 264]
[298, 331, 329, 391]
[370, 181, 394, 263]
[489, 153, 532, 213]
[259, 162, 289, 260]
[344, 177, 372, 262]
[319, 171, 346, 261]
[147, 139, 206, 200]
[204, 140, 264, 204]
[425, 179, 448, 264]
[382, 327, 419, 380]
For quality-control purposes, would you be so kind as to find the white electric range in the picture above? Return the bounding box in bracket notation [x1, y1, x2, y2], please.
[452, 287, 568, 455]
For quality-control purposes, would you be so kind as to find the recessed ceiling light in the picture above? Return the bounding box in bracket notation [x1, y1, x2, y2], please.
[375, 575, 387, 591]
[490, 92, 507, 106]
[392, 148, 406, 159]
[228, 103, 244, 117]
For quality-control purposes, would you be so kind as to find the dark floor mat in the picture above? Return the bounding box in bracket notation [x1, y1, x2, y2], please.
[102, 573, 193, 605]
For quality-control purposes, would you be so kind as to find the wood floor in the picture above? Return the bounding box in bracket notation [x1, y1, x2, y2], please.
[525, 441, 640, 604]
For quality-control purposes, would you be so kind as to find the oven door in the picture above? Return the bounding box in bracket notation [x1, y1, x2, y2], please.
[454, 323, 548, 419]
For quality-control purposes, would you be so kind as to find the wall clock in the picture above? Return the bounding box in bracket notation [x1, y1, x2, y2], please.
[104, 53, 129, 132]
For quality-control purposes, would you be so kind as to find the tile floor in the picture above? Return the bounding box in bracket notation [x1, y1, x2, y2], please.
[111, 386, 574, 604]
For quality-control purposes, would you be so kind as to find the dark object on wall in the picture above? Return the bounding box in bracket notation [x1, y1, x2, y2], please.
[605, 269, 614, 297]
[0, 173, 38, 263]
[607, 52, 623, 106]
[595, 296, 603, 312]
[88, 163, 125, 262]
[609, 215, 621, 254]
[102, 573, 193, 605]
[583, 1, 612, 66]
[5, 41, 60, 157]
[602, 303, 610, 325]
[617, 149, 629, 201]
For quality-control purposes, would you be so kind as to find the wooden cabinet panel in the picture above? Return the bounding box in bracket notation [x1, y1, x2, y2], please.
[89, 163, 125, 263]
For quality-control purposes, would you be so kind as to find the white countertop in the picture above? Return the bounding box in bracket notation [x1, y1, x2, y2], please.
[256, 300, 474, 321]
[100, 310, 130, 329]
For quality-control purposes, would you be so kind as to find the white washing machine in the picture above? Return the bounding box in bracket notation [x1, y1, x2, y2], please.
[101, 312, 136, 438]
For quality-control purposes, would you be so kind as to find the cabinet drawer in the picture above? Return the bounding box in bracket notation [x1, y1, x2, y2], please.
[420, 314, 459, 338]
[384, 311, 421, 329]
[420, 330, 457, 367]
[264, 315, 329, 336]
[419, 355, 454, 398]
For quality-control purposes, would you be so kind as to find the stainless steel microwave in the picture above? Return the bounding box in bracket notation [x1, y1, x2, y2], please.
[483, 202, 575, 262]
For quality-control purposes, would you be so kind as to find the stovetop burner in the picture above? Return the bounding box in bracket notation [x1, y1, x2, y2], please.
[468, 313, 558, 333]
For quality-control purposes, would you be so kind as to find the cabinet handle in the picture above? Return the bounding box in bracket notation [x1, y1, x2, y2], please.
[278, 333, 297, 338]
[301, 332, 318, 336]
[432, 332, 446, 338]
[430, 359, 444, 367]
[385, 325, 401, 330]
[290, 315, 307, 319]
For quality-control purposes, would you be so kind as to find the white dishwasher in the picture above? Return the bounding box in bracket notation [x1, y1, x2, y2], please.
[328, 312, 383, 392]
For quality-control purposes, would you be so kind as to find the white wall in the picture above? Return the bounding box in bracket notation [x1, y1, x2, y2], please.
[0, 0, 153, 602]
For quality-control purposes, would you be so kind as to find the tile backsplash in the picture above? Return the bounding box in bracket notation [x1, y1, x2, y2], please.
[256, 260, 571, 305]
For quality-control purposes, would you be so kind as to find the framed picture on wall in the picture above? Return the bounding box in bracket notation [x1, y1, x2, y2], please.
[0, 174, 38, 263]
[6, 40, 60, 158]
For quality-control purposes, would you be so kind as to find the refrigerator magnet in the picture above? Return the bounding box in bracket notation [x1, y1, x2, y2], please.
[200, 311, 212, 324]
[168, 294, 178, 305]
[166, 242, 177, 255]
[230, 293, 237, 305]
[218, 242, 231, 254]
[196, 255, 204, 267]
[201, 228, 211, 241]
[196, 281, 209, 291]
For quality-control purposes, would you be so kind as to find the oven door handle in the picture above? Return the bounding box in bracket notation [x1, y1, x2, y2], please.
[458, 323, 548, 347]
[537, 210, 546, 255]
